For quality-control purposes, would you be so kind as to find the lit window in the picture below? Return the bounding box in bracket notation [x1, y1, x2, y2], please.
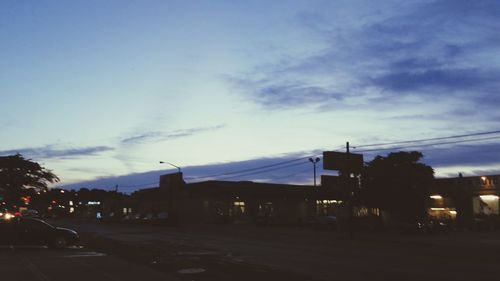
[480, 195, 499, 201]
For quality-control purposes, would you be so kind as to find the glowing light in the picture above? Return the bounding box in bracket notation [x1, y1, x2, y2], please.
[480, 195, 499, 200]
[4, 213, 14, 220]
[60, 190, 65, 193]
[430, 195, 443, 199]
[317, 200, 340, 204]
[481, 176, 487, 181]
[430, 208, 445, 211]
[450, 211, 457, 215]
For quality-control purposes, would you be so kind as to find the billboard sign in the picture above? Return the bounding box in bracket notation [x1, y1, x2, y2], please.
[323, 151, 363, 173]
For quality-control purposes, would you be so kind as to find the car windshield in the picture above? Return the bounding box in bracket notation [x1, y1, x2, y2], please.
[19, 218, 54, 230]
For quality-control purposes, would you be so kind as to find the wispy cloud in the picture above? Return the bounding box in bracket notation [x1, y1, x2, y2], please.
[230, 0, 500, 115]
[0, 145, 114, 159]
[121, 124, 226, 145]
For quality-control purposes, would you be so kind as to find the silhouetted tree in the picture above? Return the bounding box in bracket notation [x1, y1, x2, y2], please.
[361, 151, 434, 223]
[0, 154, 59, 206]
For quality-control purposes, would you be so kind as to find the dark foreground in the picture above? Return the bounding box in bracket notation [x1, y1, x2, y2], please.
[3, 220, 500, 281]
[0, 245, 178, 281]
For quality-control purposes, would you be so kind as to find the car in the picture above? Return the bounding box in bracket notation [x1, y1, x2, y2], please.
[0, 217, 79, 248]
[306, 215, 338, 230]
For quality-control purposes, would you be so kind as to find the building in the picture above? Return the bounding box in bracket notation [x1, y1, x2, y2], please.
[158, 173, 352, 225]
[429, 174, 500, 227]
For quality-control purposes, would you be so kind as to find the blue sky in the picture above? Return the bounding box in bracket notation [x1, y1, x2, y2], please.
[1, 0, 500, 192]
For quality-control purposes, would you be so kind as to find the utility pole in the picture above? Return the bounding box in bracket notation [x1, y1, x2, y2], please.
[346, 141, 354, 237]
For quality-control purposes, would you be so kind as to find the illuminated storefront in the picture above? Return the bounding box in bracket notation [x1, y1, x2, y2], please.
[431, 175, 500, 225]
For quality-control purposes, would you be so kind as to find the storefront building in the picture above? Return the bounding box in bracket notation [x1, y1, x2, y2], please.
[429, 174, 500, 227]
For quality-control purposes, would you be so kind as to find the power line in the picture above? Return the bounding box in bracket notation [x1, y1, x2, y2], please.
[92, 129, 500, 188]
[355, 135, 500, 153]
[185, 155, 319, 180]
[194, 129, 500, 181]
[192, 161, 310, 182]
[187, 129, 500, 181]
[354, 129, 500, 148]
[267, 167, 312, 181]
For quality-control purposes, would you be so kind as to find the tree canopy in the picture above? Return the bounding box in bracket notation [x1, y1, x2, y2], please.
[361, 151, 434, 222]
[0, 154, 59, 198]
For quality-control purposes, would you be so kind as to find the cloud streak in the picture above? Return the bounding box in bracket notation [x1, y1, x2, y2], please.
[0, 145, 114, 159]
[121, 124, 226, 145]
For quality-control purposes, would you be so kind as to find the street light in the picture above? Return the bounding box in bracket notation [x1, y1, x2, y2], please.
[309, 157, 321, 187]
[159, 161, 181, 173]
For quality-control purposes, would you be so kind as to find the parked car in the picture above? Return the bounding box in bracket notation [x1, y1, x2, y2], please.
[0, 217, 79, 248]
[306, 216, 338, 230]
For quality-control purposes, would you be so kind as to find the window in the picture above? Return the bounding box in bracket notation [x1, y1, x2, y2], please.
[233, 201, 245, 214]
[473, 195, 499, 215]
[316, 200, 342, 216]
[20, 219, 51, 231]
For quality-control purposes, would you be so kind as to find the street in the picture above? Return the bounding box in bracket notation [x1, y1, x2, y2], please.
[0, 245, 179, 281]
[48, 221, 500, 281]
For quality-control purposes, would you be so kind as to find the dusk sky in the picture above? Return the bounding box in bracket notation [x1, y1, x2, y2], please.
[2, 0, 500, 192]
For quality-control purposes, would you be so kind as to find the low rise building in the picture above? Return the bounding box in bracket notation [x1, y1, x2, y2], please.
[429, 174, 500, 227]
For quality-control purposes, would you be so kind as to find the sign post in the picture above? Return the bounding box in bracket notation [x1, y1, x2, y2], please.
[323, 143, 363, 237]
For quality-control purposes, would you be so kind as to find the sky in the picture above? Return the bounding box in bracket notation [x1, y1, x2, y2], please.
[1, 0, 500, 192]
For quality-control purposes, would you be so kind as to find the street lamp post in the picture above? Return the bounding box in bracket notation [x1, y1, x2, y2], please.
[159, 161, 181, 173]
[309, 157, 321, 187]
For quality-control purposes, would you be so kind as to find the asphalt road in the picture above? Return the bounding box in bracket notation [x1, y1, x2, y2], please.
[0, 245, 179, 281]
[51, 220, 500, 281]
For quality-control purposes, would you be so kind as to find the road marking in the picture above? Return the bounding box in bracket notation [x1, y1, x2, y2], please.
[177, 268, 206, 274]
[62, 251, 107, 258]
[177, 250, 219, 256]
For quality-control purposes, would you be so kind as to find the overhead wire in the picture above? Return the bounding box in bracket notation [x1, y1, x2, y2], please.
[195, 129, 500, 181]
[185, 155, 319, 180]
[191, 161, 311, 182]
[97, 129, 500, 187]
[267, 166, 312, 181]
[355, 135, 500, 153]
[354, 129, 500, 148]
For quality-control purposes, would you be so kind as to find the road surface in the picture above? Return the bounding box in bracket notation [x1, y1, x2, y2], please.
[53, 220, 500, 281]
[0, 245, 179, 281]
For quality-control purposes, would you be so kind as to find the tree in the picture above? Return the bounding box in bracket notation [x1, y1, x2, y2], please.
[361, 151, 434, 223]
[0, 154, 59, 207]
